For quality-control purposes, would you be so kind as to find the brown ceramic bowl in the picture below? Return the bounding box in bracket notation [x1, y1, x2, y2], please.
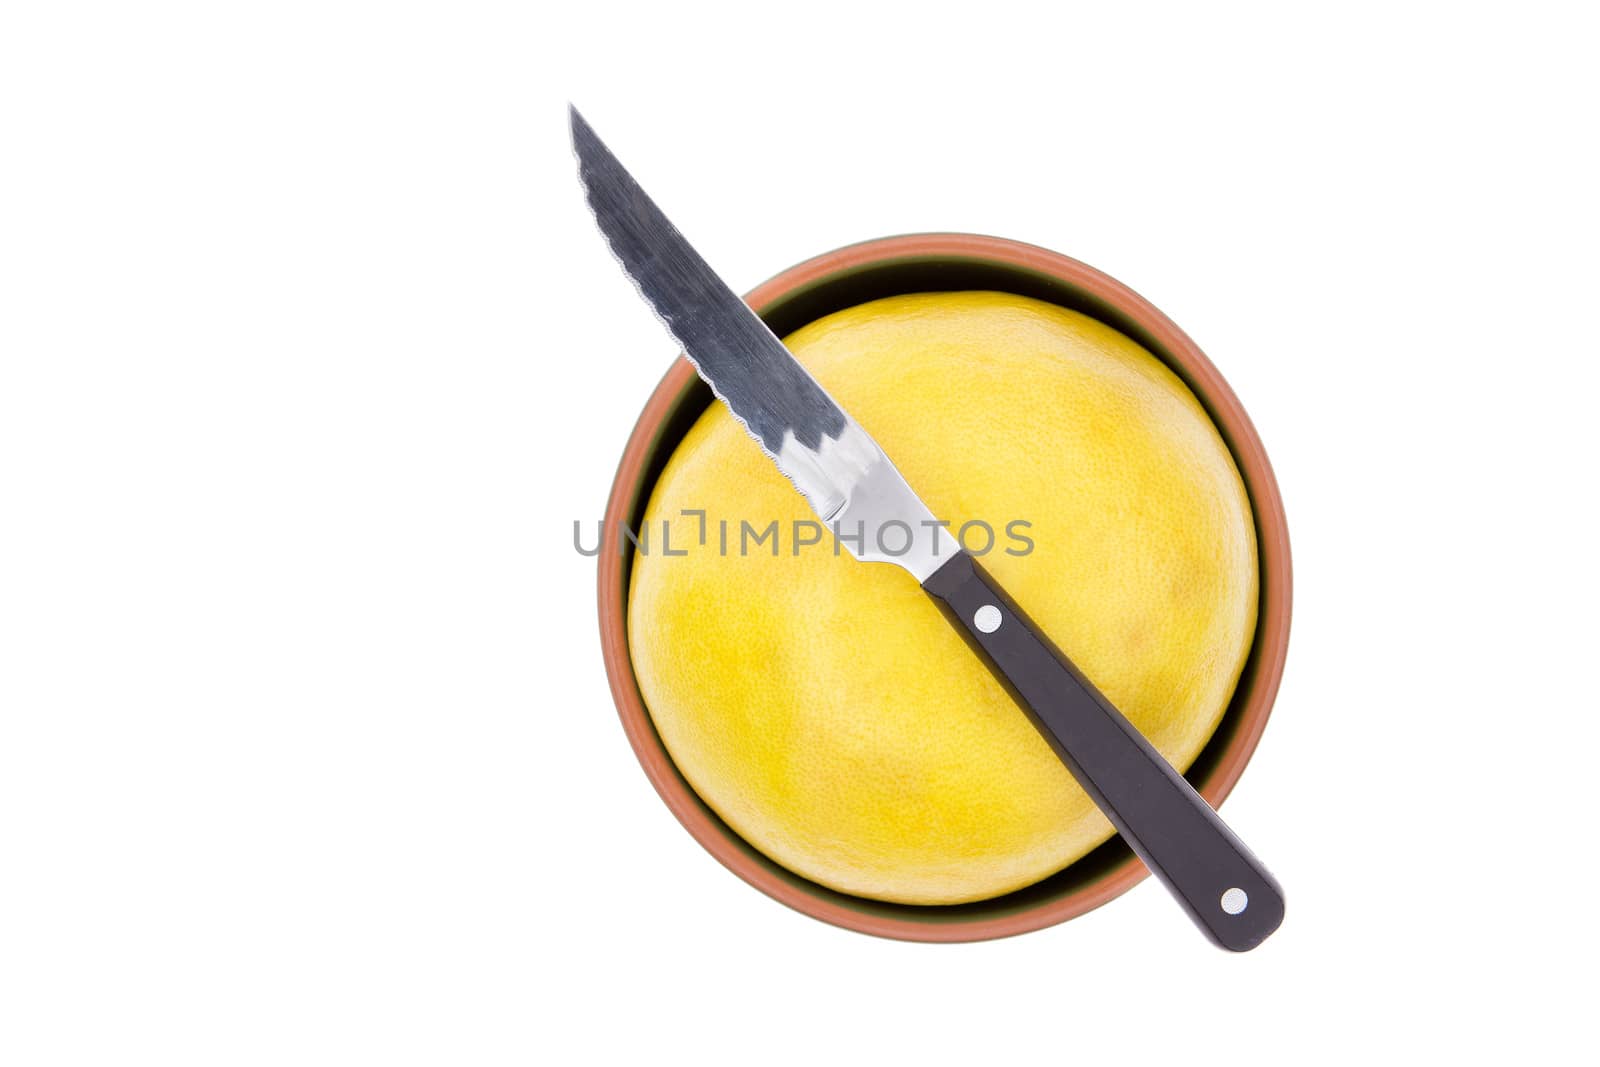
[597, 233, 1291, 942]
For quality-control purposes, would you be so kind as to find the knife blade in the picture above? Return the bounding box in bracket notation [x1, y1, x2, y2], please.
[570, 109, 958, 578]
[570, 106, 1284, 951]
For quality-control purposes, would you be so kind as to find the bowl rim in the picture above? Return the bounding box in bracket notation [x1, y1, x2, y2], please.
[596, 232, 1292, 942]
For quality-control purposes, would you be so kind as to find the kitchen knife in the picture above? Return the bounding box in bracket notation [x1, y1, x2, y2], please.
[570, 107, 1284, 951]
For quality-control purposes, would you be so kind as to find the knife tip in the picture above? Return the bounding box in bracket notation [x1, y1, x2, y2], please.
[568, 103, 592, 144]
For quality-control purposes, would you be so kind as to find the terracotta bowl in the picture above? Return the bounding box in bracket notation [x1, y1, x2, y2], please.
[597, 233, 1291, 942]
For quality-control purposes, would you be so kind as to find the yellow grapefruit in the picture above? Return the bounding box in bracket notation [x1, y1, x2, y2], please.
[627, 291, 1257, 905]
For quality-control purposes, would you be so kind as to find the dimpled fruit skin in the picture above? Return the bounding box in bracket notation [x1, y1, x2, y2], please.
[627, 291, 1257, 906]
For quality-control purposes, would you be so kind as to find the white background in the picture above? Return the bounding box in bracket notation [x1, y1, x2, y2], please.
[3, 2, 1597, 1063]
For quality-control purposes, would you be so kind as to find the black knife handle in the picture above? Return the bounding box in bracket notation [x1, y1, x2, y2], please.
[922, 551, 1283, 951]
